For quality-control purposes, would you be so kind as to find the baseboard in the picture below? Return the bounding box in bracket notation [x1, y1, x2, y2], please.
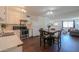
[28, 35, 40, 38]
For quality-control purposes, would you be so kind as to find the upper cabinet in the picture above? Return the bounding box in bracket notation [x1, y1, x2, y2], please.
[0, 7, 6, 23]
[0, 6, 27, 24]
[6, 7, 27, 24]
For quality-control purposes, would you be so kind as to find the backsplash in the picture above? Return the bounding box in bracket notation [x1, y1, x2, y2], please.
[0, 24, 20, 33]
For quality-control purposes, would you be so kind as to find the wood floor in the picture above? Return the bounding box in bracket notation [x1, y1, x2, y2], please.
[22, 33, 79, 52]
[22, 37, 54, 52]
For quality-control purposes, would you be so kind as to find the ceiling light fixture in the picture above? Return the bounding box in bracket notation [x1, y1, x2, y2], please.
[16, 7, 27, 13]
[46, 11, 53, 15]
[21, 9, 27, 13]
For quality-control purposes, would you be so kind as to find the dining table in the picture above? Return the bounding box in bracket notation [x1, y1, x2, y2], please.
[42, 29, 61, 37]
[39, 28, 62, 47]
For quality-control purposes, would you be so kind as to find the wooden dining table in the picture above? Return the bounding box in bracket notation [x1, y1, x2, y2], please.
[39, 29, 62, 47]
[42, 29, 61, 35]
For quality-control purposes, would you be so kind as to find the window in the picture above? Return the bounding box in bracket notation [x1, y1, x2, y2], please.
[63, 21, 74, 28]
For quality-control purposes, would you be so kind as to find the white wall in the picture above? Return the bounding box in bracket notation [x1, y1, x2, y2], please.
[29, 16, 50, 36]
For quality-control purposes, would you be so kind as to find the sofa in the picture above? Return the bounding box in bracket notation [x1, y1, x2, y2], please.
[69, 28, 79, 36]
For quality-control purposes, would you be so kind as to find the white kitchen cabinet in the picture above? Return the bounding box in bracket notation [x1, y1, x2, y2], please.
[6, 7, 26, 24]
[0, 7, 6, 23]
[6, 7, 21, 24]
[0, 6, 27, 24]
[0, 33, 23, 51]
[3, 46, 23, 52]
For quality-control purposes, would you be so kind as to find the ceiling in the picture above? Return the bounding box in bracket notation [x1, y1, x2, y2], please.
[25, 6, 79, 19]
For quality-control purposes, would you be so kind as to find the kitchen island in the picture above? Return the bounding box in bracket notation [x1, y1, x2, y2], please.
[0, 31, 23, 52]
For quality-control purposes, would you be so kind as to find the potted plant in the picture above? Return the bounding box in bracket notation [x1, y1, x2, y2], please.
[1, 24, 6, 33]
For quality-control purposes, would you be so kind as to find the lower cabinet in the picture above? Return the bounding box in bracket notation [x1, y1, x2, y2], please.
[3, 46, 23, 52]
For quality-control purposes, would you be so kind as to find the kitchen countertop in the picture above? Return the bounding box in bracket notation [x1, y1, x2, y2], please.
[0, 32, 15, 37]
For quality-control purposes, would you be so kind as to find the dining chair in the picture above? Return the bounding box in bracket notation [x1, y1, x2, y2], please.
[39, 29, 53, 48]
[52, 31, 61, 51]
[39, 29, 44, 46]
[43, 31, 52, 47]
